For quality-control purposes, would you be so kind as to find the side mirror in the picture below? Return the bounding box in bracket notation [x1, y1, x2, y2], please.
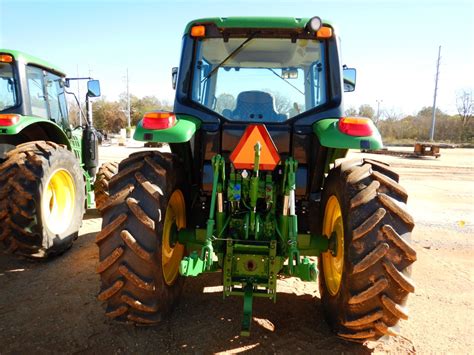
[172, 67, 178, 90]
[343, 67, 356, 92]
[87, 80, 101, 97]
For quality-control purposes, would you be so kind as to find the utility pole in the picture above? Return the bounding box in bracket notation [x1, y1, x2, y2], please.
[126, 68, 131, 135]
[430, 45, 441, 141]
[376, 99, 383, 121]
[77, 64, 82, 126]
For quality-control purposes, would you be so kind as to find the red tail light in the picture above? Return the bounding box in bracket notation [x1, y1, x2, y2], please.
[338, 117, 373, 136]
[142, 112, 176, 130]
[0, 114, 20, 126]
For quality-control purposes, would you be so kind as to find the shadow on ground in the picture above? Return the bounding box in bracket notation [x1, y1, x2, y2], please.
[0, 230, 373, 353]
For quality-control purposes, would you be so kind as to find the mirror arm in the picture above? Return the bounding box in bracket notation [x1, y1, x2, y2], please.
[64, 89, 88, 126]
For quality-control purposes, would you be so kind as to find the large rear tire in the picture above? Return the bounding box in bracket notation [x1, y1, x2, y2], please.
[318, 158, 416, 341]
[94, 161, 119, 210]
[96, 151, 186, 324]
[0, 141, 85, 258]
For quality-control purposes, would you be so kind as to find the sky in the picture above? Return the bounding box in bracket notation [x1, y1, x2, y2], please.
[1, 0, 473, 116]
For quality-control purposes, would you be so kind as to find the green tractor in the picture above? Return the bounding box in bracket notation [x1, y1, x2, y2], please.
[0, 49, 101, 258]
[97, 17, 416, 341]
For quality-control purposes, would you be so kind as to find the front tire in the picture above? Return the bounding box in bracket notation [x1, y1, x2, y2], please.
[318, 158, 416, 341]
[96, 151, 186, 324]
[0, 141, 85, 258]
[94, 161, 119, 210]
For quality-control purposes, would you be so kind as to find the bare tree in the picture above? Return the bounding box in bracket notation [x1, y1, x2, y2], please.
[67, 99, 81, 127]
[215, 93, 235, 114]
[345, 107, 357, 116]
[456, 90, 473, 127]
[358, 104, 375, 119]
[268, 90, 292, 114]
[383, 108, 403, 122]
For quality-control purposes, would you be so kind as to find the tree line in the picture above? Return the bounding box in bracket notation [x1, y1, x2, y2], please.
[68, 94, 172, 133]
[68, 90, 473, 143]
[346, 91, 473, 143]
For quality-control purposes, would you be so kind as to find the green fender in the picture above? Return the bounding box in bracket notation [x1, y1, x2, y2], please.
[0, 115, 71, 149]
[312, 118, 383, 150]
[133, 114, 201, 143]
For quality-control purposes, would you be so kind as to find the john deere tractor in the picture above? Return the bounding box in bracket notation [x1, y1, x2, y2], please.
[0, 49, 101, 258]
[97, 17, 416, 341]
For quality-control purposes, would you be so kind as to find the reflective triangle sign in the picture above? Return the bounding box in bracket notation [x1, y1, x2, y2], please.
[230, 125, 280, 171]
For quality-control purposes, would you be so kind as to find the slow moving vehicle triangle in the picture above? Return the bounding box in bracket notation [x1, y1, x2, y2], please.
[230, 124, 280, 170]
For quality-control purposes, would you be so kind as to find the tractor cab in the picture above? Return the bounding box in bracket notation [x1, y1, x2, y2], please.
[173, 17, 348, 123]
[0, 50, 71, 129]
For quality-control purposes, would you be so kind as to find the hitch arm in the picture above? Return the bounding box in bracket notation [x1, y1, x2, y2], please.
[284, 158, 300, 274]
[180, 155, 225, 276]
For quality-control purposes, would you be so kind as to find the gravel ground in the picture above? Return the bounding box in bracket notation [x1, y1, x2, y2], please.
[0, 146, 472, 353]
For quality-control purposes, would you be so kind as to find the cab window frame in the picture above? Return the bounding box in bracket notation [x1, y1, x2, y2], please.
[0, 61, 20, 113]
[26, 65, 49, 119]
[188, 34, 329, 123]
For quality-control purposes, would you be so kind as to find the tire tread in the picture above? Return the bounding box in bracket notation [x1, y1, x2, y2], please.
[319, 159, 415, 342]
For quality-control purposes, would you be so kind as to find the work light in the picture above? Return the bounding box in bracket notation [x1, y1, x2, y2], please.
[308, 16, 322, 32]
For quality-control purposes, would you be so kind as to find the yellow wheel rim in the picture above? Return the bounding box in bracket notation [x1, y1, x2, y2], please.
[42, 169, 75, 235]
[162, 189, 186, 286]
[322, 195, 345, 296]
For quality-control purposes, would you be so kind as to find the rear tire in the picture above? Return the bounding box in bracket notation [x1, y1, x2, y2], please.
[96, 151, 186, 324]
[318, 158, 416, 341]
[0, 141, 85, 258]
[94, 162, 119, 210]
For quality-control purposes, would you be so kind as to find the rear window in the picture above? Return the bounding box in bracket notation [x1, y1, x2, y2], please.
[191, 37, 326, 122]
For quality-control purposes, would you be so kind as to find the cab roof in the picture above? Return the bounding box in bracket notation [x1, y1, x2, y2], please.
[0, 48, 66, 77]
[184, 16, 333, 34]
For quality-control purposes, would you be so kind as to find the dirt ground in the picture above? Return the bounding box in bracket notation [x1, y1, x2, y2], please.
[0, 146, 473, 353]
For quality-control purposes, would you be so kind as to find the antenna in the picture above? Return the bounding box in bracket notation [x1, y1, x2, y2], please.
[429, 45, 441, 141]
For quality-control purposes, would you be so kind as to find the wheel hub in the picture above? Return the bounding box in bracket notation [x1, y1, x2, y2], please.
[322, 195, 345, 296]
[168, 223, 178, 248]
[162, 189, 186, 286]
[328, 231, 339, 257]
[42, 169, 75, 235]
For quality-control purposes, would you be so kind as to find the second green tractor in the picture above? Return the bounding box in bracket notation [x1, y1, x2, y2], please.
[0, 49, 102, 257]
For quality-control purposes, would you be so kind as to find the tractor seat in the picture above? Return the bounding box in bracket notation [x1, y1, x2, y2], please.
[223, 91, 287, 121]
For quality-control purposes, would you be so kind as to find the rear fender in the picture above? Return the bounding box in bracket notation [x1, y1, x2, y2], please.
[0, 115, 71, 149]
[133, 114, 201, 143]
[313, 118, 383, 150]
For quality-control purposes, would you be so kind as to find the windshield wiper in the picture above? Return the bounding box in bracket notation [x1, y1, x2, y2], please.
[268, 68, 304, 95]
[202, 32, 259, 83]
